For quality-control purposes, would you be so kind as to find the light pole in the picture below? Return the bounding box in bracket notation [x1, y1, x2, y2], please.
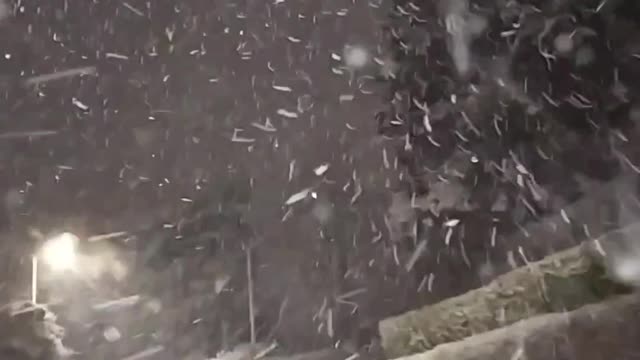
[32, 232, 79, 304]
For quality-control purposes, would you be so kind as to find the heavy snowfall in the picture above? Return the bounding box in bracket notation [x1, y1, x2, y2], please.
[0, 0, 639, 359]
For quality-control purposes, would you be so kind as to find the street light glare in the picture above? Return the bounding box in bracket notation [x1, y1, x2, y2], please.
[40, 232, 79, 271]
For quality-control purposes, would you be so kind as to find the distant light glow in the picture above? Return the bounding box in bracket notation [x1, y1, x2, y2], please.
[40, 232, 79, 271]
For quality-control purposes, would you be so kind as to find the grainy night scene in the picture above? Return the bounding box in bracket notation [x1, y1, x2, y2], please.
[0, 0, 639, 359]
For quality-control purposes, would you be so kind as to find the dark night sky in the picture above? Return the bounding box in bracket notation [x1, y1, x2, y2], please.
[0, 0, 412, 357]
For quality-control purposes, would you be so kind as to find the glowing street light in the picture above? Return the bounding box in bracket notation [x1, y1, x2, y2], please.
[32, 232, 79, 304]
[39, 232, 79, 271]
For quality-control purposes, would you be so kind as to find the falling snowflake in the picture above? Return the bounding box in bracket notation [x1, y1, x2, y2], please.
[610, 254, 640, 287]
[554, 33, 575, 54]
[343, 45, 369, 69]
